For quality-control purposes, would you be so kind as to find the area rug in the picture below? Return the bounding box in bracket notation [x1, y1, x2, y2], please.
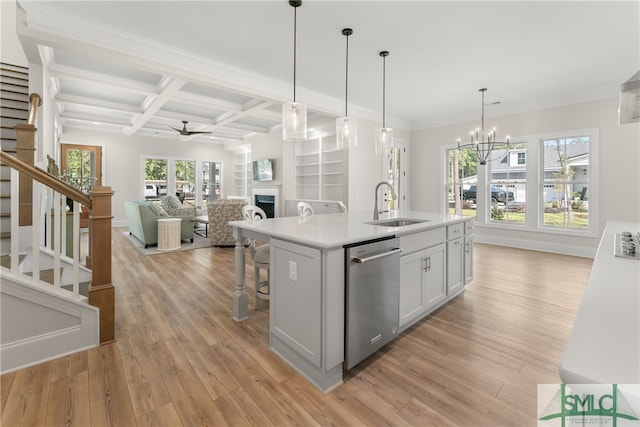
[123, 231, 215, 255]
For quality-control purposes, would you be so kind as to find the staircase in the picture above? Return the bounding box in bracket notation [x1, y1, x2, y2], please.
[1, 62, 29, 254]
[0, 63, 115, 374]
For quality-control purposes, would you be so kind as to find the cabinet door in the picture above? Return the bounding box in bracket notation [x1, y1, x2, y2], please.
[464, 235, 474, 285]
[399, 250, 427, 327]
[271, 239, 322, 367]
[447, 238, 464, 295]
[425, 243, 447, 309]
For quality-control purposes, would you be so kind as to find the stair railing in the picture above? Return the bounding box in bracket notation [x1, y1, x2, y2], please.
[0, 151, 115, 344]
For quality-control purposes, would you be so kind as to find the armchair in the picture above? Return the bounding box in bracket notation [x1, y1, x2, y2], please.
[207, 198, 247, 246]
[125, 200, 195, 248]
[160, 195, 197, 217]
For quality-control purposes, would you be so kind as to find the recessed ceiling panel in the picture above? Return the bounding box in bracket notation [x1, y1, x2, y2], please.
[54, 47, 164, 86]
[58, 77, 147, 106]
[233, 116, 279, 129]
[160, 101, 225, 121]
[180, 82, 253, 106]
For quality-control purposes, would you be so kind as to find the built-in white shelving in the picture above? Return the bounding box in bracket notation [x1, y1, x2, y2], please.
[294, 135, 347, 202]
[233, 151, 251, 197]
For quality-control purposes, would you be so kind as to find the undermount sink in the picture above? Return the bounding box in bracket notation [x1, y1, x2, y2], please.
[366, 218, 430, 227]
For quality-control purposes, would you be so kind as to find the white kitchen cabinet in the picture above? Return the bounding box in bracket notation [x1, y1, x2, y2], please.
[447, 238, 464, 295]
[399, 242, 446, 330]
[270, 239, 322, 367]
[464, 222, 474, 285]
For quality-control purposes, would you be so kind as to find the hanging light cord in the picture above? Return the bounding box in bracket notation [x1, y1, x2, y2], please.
[380, 51, 389, 128]
[344, 31, 350, 117]
[382, 54, 386, 128]
[480, 88, 485, 140]
[292, 5, 297, 102]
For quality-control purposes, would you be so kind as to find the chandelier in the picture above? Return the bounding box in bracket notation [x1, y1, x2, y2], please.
[457, 88, 509, 165]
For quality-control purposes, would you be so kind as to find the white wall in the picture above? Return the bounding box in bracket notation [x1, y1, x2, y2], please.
[347, 117, 410, 213]
[410, 97, 640, 255]
[59, 128, 234, 226]
[245, 117, 411, 214]
[0, 0, 27, 66]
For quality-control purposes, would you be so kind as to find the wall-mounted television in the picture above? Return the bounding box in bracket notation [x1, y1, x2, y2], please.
[252, 159, 273, 181]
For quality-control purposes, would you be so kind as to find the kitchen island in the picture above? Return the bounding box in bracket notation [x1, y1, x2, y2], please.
[230, 210, 474, 391]
[560, 221, 640, 384]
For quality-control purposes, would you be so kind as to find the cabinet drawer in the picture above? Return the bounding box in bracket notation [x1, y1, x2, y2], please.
[447, 223, 464, 240]
[400, 228, 446, 254]
[464, 221, 474, 235]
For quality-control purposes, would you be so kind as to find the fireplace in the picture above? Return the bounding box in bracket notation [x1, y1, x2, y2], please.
[251, 186, 280, 218]
[255, 194, 275, 218]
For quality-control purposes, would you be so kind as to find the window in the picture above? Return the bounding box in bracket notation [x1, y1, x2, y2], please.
[202, 161, 221, 205]
[144, 158, 167, 199]
[489, 143, 526, 224]
[382, 140, 408, 212]
[443, 128, 597, 236]
[542, 136, 590, 229]
[143, 156, 222, 206]
[175, 160, 195, 204]
[447, 147, 477, 218]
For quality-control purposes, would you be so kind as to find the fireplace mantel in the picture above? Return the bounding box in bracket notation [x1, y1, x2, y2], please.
[251, 185, 281, 218]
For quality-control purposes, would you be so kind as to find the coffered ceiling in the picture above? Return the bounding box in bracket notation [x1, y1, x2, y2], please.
[14, 1, 640, 148]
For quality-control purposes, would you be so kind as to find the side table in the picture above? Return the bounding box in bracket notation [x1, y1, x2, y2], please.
[157, 217, 182, 251]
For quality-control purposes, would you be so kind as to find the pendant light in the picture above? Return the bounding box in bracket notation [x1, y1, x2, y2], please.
[375, 51, 392, 155]
[336, 28, 357, 149]
[282, 0, 307, 141]
[456, 88, 510, 165]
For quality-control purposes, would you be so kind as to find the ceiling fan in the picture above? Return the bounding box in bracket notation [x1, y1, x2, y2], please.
[167, 120, 212, 136]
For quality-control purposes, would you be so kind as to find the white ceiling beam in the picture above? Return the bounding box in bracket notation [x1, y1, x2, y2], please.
[48, 63, 158, 96]
[124, 77, 186, 135]
[56, 93, 142, 115]
[212, 100, 273, 130]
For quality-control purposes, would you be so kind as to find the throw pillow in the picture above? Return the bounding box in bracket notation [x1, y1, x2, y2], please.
[157, 206, 169, 217]
[167, 195, 182, 209]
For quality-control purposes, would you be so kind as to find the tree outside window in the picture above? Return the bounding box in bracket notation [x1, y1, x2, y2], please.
[144, 158, 167, 199]
[448, 148, 477, 217]
[542, 137, 589, 229]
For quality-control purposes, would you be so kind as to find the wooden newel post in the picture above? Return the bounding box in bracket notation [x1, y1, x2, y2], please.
[88, 185, 115, 344]
[15, 123, 35, 226]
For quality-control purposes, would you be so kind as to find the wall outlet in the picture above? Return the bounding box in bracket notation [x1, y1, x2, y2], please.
[289, 261, 297, 281]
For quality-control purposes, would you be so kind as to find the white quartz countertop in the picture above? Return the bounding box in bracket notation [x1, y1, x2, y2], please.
[230, 210, 472, 249]
[559, 221, 640, 384]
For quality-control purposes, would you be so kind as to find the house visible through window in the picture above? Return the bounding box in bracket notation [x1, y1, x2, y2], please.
[444, 129, 596, 236]
[490, 143, 526, 224]
[542, 136, 590, 229]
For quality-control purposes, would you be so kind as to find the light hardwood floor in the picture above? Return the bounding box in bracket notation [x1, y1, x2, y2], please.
[1, 228, 593, 426]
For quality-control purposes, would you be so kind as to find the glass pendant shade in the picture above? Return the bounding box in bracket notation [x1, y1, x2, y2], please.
[336, 116, 357, 149]
[375, 127, 393, 155]
[282, 101, 307, 141]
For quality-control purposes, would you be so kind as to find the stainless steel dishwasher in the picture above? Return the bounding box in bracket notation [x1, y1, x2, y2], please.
[344, 236, 402, 370]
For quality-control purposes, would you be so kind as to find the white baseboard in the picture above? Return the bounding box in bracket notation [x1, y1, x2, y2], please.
[475, 234, 596, 258]
[0, 274, 99, 374]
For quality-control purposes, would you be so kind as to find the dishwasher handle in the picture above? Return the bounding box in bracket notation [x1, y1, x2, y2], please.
[351, 248, 402, 264]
